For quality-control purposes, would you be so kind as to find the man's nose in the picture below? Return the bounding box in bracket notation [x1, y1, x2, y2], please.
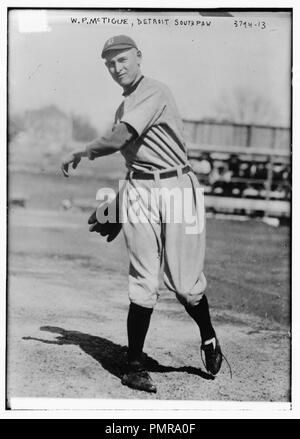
[115, 62, 123, 74]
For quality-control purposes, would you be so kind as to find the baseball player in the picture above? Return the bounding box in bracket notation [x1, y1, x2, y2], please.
[61, 35, 223, 393]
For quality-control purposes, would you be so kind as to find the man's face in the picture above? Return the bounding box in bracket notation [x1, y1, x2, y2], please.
[105, 48, 142, 87]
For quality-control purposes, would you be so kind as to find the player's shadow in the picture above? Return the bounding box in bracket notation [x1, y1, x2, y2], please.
[23, 326, 214, 381]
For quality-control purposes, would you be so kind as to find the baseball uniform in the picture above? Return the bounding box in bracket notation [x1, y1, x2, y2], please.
[111, 76, 207, 308]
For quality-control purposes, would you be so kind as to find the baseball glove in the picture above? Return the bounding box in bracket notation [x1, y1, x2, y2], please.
[88, 196, 122, 242]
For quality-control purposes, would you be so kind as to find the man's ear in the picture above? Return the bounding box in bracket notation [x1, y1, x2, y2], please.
[136, 50, 142, 65]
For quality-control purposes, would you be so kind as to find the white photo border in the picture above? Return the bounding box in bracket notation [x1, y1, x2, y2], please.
[1, 0, 297, 419]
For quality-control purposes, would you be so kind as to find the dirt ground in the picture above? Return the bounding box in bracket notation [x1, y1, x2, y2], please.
[7, 171, 291, 404]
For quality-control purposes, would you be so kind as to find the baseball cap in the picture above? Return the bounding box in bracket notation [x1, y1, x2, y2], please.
[101, 35, 138, 58]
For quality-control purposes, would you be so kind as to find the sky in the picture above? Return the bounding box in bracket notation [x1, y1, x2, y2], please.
[8, 9, 291, 132]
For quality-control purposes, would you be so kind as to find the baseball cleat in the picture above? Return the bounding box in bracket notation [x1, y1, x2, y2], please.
[121, 361, 157, 393]
[201, 336, 223, 375]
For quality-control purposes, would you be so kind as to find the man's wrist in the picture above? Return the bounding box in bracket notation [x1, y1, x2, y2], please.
[85, 144, 95, 160]
[74, 150, 87, 159]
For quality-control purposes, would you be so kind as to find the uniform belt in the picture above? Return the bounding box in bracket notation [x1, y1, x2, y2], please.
[130, 165, 191, 180]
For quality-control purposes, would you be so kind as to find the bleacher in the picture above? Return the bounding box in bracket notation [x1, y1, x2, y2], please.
[184, 120, 291, 218]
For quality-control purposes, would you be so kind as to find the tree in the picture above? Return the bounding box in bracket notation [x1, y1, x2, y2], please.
[8, 114, 24, 141]
[71, 114, 98, 142]
[213, 87, 281, 126]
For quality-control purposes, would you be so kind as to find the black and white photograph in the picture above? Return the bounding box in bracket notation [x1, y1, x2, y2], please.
[4, 5, 295, 414]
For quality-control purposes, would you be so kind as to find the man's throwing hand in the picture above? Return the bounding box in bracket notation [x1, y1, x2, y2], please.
[61, 152, 82, 177]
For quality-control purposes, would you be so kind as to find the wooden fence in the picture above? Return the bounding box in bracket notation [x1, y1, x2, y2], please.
[183, 120, 291, 153]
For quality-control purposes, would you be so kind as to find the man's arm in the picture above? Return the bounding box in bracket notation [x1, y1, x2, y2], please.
[85, 122, 136, 160]
[61, 122, 136, 177]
